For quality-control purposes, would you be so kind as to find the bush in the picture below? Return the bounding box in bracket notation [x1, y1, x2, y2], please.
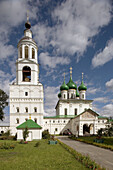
[35, 141, 40, 147]
[0, 142, 15, 149]
[42, 130, 50, 139]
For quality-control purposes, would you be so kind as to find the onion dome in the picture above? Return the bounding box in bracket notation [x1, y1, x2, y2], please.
[67, 77, 77, 90]
[78, 81, 87, 91]
[60, 80, 69, 91]
[76, 90, 79, 97]
[58, 92, 61, 98]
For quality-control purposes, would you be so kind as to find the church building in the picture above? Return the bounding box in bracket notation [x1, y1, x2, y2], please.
[0, 17, 109, 141]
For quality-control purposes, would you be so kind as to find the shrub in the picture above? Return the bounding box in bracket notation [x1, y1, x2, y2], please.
[42, 130, 50, 139]
[0, 142, 15, 149]
[23, 127, 29, 141]
[35, 141, 40, 147]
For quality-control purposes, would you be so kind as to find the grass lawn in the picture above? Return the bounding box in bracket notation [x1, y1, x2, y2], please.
[77, 136, 113, 146]
[0, 140, 88, 170]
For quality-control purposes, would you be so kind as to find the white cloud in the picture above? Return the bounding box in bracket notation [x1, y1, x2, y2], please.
[105, 78, 113, 91]
[102, 104, 113, 117]
[44, 86, 60, 116]
[93, 97, 109, 103]
[39, 52, 70, 69]
[92, 38, 113, 68]
[87, 87, 101, 95]
[33, 0, 112, 61]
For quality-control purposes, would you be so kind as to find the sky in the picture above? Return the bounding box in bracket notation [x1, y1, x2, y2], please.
[0, 0, 113, 125]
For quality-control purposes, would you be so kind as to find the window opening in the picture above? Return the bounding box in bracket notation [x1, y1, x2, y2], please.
[16, 118, 19, 124]
[20, 46, 22, 58]
[25, 46, 28, 58]
[25, 107, 28, 113]
[34, 107, 37, 112]
[32, 48, 35, 59]
[65, 108, 67, 115]
[25, 92, 28, 96]
[16, 107, 19, 113]
[23, 66, 31, 82]
[75, 108, 77, 115]
[34, 118, 37, 123]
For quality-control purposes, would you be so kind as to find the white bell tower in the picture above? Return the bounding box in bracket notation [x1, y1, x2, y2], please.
[9, 14, 44, 135]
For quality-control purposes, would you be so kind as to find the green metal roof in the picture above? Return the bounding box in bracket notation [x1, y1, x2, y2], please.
[98, 116, 108, 119]
[60, 80, 69, 91]
[58, 92, 61, 98]
[16, 119, 42, 129]
[67, 77, 77, 90]
[78, 80, 87, 91]
[44, 115, 77, 119]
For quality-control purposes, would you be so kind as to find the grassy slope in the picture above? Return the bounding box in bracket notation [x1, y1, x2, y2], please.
[0, 140, 88, 170]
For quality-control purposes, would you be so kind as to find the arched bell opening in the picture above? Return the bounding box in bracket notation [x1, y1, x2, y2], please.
[23, 66, 31, 82]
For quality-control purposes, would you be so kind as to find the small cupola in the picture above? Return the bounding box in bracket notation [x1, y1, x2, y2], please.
[24, 11, 32, 38]
[60, 80, 69, 91]
[67, 67, 77, 90]
[78, 73, 87, 91]
[76, 90, 80, 98]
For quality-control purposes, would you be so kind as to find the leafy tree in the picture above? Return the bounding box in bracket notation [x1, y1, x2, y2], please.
[23, 127, 29, 141]
[0, 89, 8, 120]
[42, 130, 50, 139]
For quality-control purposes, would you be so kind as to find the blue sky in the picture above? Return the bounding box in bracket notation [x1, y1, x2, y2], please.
[0, 0, 113, 125]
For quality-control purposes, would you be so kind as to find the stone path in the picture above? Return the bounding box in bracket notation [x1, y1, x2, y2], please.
[57, 136, 113, 170]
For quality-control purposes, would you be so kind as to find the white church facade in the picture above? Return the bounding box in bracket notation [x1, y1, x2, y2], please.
[0, 17, 109, 141]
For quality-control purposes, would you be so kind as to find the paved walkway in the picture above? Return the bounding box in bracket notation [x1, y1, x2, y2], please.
[57, 136, 113, 170]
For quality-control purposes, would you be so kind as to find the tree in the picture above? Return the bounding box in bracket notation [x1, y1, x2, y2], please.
[23, 127, 29, 141]
[0, 89, 8, 120]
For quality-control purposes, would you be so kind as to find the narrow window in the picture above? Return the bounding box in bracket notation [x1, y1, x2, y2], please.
[16, 118, 19, 124]
[71, 93, 73, 99]
[25, 92, 28, 96]
[32, 48, 35, 59]
[55, 128, 58, 132]
[34, 118, 37, 123]
[75, 108, 77, 115]
[68, 93, 69, 99]
[34, 107, 37, 112]
[64, 94, 65, 98]
[82, 94, 84, 99]
[53, 120, 55, 123]
[20, 46, 22, 58]
[65, 108, 67, 115]
[25, 107, 28, 113]
[25, 46, 28, 58]
[16, 107, 19, 113]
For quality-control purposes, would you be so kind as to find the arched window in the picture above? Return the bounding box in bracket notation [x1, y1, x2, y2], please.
[25, 107, 28, 113]
[34, 118, 37, 123]
[23, 66, 31, 82]
[75, 108, 77, 115]
[64, 108, 67, 115]
[82, 94, 84, 99]
[20, 46, 22, 58]
[16, 107, 19, 113]
[25, 46, 28, 58]
[32, 48, 35, 59]
[16, 118, 19, 124]
[34, 107, 37, 113]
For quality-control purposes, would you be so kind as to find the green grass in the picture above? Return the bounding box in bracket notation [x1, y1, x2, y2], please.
[77, 136, 113, 146]
[0, 140, 88, 170]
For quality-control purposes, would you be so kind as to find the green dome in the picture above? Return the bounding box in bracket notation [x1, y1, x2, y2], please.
[78, 81, 87, 91]
[67, 77, 77, 90]
[58, 92, 61, 98]
[60, 81, 69, 91]
[76, 90, 79, 97]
